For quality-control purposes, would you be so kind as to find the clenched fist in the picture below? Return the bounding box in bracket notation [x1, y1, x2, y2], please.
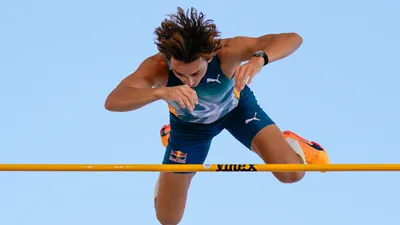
[159, 85, 198, 111]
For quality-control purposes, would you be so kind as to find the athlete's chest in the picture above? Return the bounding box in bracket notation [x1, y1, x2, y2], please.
[193, 71, 233, 99]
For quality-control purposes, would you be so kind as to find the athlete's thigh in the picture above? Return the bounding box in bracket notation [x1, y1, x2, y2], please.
[155, 114, 219, 224]
[225, 85, 276, 151]
[226, 86, 301, 165]
[162, 114, 217, 166]
[155, 172, 195, 224]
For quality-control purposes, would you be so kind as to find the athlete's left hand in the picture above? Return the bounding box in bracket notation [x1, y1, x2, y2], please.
[234, 57, 264, 92]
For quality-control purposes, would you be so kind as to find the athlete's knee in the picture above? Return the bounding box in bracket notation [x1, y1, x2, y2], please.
[154, 189, 185, 225]
[155, 207, 183, 225]
[274, 171, 305, 183]
[153, 172, 194, 225]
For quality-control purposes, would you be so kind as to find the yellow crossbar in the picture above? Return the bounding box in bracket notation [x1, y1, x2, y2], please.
[0, 164, 400, 172]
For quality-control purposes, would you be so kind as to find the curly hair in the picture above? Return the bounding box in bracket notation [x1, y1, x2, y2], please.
[154, 7, 222, 63]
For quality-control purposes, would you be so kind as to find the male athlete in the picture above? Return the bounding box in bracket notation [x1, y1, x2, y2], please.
[105, 7, 329, 225]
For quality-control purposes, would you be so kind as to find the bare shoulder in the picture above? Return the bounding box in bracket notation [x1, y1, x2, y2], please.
[145, 53, 170, 87]
[220, 37, 238, 48]
[120, 53, 170, 88]
[216, 38, 242, 79]
[218, 36, 257, 59]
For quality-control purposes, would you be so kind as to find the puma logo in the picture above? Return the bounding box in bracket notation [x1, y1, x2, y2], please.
[206, 74, 221, 84]
[245, 112, 260, 124]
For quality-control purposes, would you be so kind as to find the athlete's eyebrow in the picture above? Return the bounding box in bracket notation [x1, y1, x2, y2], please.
[173, 68, 201, 76]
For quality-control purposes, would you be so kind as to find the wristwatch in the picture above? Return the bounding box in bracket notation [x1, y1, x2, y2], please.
[252, 50, 269, 66]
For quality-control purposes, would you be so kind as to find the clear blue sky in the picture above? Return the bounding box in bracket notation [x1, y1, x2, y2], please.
[1, 0, 400, 224]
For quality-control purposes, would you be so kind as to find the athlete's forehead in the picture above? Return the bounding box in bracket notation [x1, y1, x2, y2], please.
[170, 57, 205, 76]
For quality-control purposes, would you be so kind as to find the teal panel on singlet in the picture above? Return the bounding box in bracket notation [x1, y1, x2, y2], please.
[166, 56, 240, 124]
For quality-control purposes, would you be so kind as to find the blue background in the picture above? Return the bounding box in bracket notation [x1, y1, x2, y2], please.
[1, 0, 399, 224]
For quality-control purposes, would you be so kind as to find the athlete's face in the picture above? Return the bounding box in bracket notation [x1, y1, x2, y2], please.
[170, 57, 211, 87]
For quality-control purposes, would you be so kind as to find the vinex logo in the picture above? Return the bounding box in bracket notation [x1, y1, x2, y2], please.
[216, 164, 257, 172]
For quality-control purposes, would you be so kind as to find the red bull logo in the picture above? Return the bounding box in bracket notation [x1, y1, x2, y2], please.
[169, 150, 187, 163]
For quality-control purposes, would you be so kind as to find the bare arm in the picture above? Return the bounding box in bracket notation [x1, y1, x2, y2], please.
[104, 54, 168, 112]
[218, 33, 303, 90]
[222, 32, 303, 69]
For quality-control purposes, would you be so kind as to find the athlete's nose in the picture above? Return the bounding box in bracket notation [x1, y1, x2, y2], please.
[180, 77, 190, 86]
[188, 78, 196, 87]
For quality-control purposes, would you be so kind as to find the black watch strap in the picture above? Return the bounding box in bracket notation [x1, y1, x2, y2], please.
[252, 50, 269, 66]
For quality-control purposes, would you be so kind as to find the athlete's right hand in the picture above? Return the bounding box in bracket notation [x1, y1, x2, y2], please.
[158, 85, 198, 111]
